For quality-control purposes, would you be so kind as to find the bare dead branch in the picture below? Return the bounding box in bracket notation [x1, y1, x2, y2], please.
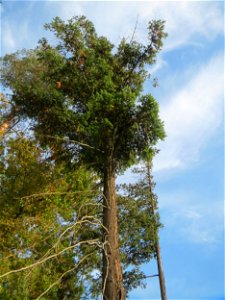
[0, 239, 100, 280]
[35, 252, 94, 300]
[36, 133, 104, 153]
[18, 189, 97, 200]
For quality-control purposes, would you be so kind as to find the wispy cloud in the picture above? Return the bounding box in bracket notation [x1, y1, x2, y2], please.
[2, 1, 223, 65]
[154, 52, 224, 172]
[147, 55, 168, 76]
[150, 1, 224, 51]
[158, 188, 223, 245]
[44, 1, 84, 21]
[176, 203, 223, 244]
[2, 21, 16, 52]
[112, 1, 223, 49]
[43, 1, 224, 50]
[2, 19, 30, 54]
[1, 1, 39, 54]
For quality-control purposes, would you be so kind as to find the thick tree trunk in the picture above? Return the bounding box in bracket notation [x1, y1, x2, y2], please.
[102, 159, 125, 300]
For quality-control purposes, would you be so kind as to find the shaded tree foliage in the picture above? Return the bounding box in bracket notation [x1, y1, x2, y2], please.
[0, 136, 162, 299]
[0, 136, 102, 299]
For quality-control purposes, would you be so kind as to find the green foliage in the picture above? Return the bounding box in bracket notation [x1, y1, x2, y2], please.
[0, 15, 166, 174]
[0, 137, 102, 299]
[0, 136, 49, 203]
[117, 167, 162, 292]
[0, 135, 162, 298]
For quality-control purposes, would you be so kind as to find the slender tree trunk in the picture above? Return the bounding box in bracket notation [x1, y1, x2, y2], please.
[155, 239, 167, 300]
[146, 160, 167, 300]
[102, 157, 125, 300]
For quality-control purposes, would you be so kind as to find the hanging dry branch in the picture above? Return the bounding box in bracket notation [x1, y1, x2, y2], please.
[0, 239, 101, 280]
[101, 240, 110, 299]
[35, 252, 94, 300]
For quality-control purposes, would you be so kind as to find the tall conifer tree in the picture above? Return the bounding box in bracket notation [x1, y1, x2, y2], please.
[1, 16, 166, 299]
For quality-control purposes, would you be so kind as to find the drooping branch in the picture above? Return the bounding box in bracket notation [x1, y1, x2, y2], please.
[35, 252, 95, 300]
[36, 133, 104, 153]
[0, 201, 106, 280]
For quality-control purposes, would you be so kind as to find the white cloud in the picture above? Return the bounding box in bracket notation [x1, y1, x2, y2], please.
[147, 55, 168, 76]
[2, 21, 16, 52]
[178, 203, 223, 244]
[44, 1, 84, 21]
[44, 1, 224, 50]
[2, 19, 30, 54]
[158, 188, 224, 245]
[2, 1, 223, 70]
[186, 204, 223, 244]
[149, 1, 224, 51]
[154, 52, 224, 172]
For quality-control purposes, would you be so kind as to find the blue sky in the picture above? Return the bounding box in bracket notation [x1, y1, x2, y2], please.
[1, 1, 224, 299]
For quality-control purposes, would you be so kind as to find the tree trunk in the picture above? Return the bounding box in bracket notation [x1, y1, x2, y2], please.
[146, 160, 167, 300]
[102, 158, 125, 300]
[155, 239, 167, 300]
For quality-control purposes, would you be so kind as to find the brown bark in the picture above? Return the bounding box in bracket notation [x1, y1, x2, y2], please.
[102, 158, 125, 300]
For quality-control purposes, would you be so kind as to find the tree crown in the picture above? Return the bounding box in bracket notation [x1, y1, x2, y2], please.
[0, 16, 167, 173]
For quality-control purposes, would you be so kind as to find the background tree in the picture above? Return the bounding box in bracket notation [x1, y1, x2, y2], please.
[119, 157, 167, 299]
[0, 136, 103, 299]
[0, 134, 162, 299]
[0, 16, 167, 299]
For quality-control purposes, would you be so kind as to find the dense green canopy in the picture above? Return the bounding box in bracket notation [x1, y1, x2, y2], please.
[1, 16, 166, 173]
